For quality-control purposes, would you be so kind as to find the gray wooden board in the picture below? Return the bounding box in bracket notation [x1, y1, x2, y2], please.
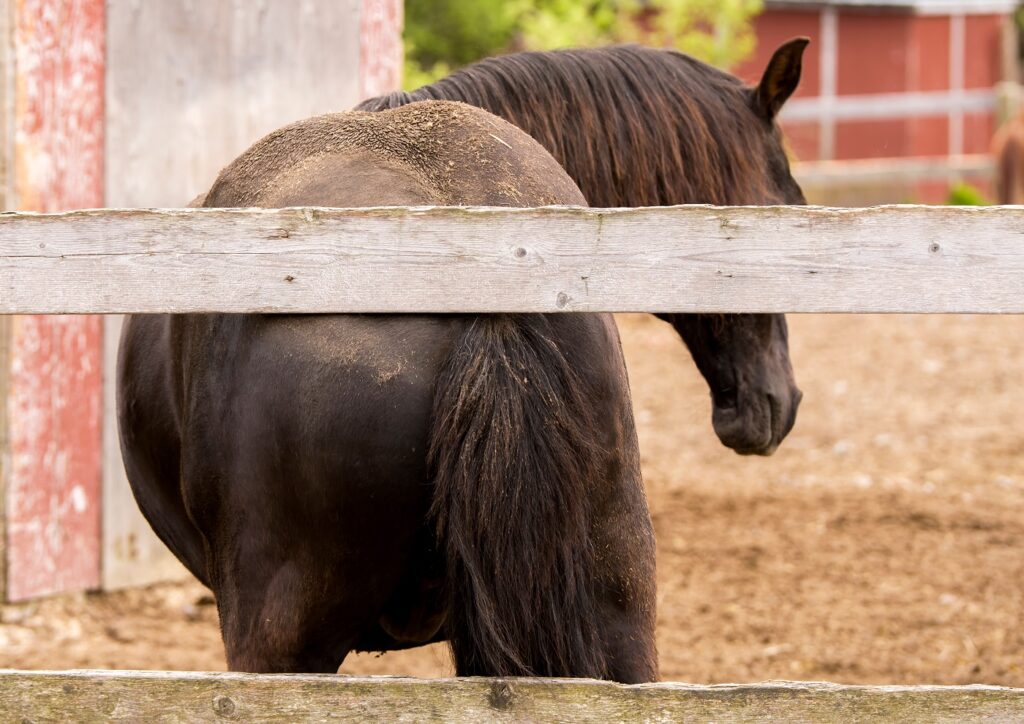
[104, 0, 363, 209]
[1, 671, 1023, 723]
[100, 0, 365, 590]
[3, 205, 1024, 314]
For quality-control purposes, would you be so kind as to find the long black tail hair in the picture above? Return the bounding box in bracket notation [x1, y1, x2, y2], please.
[429, 314, 607, 677]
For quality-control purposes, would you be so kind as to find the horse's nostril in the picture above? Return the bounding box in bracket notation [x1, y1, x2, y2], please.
[715, 387, 738, 410]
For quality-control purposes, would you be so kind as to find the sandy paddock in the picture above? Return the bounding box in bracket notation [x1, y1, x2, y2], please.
[2, 313, 1022, 684]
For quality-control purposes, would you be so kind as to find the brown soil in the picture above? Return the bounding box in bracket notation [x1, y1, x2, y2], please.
[2, 314, 1023, 684]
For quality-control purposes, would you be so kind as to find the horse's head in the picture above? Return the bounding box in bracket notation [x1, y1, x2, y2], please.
[359, 41, 812, 456]
[658, 312, 801, 456]
[663, 38, 810, 456]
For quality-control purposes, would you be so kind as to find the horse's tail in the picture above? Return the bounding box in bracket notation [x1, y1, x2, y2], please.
[428, 314, 606, 678]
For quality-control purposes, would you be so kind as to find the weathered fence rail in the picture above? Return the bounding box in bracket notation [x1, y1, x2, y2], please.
[1, 670, 1023, 723]
[3, 204, 1024, 314]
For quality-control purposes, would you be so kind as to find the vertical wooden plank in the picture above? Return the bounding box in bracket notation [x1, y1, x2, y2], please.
[0, 0, 13, 604]
[0, 317, 8, 606]
[5, 0, 105, 602]
[101, 0, 371, 590]
[104, 0, 363, 207]
[359, 0, 403, 100]
[0, 0, 10, 212]
[0, 315, 9, 604]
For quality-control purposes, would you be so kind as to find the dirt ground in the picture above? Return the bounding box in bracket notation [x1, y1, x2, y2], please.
[2, 313, 1022, 685]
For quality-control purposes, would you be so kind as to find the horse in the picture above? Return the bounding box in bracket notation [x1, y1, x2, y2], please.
[359, 39, 810, 455]
[117, 100, 658, 682]
[994, 108, 1024, 204]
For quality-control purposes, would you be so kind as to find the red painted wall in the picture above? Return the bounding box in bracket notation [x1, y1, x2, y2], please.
[965, 14, 1003, 90]
[6, 0, 105, 601]
[837, 12, 913, 96]
[741, 4, 1008, 183]
[910, 15, 952, 92]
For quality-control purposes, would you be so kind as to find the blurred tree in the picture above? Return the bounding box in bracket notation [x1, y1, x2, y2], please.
[404, 0, 522, 88]
[403, 0, 763, 90]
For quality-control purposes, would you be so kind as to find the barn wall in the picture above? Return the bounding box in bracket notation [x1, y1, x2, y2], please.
[4, 0, 106, 602]
[0, 0, 10, 605]
[100, 0, 403, 590]
[742, 5, 1011, 163]
[741, 2, 1012, 203]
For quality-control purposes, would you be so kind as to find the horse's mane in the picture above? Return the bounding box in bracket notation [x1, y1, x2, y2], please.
[357, 46, 778, 206]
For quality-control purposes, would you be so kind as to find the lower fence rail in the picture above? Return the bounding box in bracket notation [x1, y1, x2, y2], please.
[1, 670, 1023, 722]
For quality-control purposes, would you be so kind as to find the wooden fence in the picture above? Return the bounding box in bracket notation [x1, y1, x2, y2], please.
[1, 671, 1023, 722]
[3, 204, 1024, 314]
[3, 202, 1024, 720]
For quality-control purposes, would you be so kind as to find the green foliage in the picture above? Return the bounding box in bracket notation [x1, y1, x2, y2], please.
[403, 0, 764, 90]
[403, 0, 522, 88]
[946, 182, 990, 206]
[519, 0, 763, 69]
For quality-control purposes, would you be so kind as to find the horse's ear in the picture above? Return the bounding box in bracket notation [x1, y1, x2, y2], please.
[753, 37, 810, 122]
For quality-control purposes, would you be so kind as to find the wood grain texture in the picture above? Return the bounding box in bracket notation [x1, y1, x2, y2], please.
[3, 204, 1024, 314]
[5, 0, 105, 602]
[1, 671, 1022, 723]
[104, 0, 364, 210]
[101, 0, 369, 592]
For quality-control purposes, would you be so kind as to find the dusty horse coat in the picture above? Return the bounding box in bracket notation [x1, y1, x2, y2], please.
[118, 101, 657, 681]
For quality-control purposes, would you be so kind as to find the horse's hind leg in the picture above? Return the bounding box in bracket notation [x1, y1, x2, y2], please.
[592, 456, 659, 683]
[596, 593, 658, 683]
[212, 560, 359, 673]
[593, 519, 659, 683]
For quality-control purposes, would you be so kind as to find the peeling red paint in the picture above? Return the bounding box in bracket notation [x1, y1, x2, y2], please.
[6, 0, 105, 601]
[359, 0, 403, 100]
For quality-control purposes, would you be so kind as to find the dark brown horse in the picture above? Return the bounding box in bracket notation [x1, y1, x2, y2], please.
[359, 39, 810, 455]
[118, 101, 657, 681]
